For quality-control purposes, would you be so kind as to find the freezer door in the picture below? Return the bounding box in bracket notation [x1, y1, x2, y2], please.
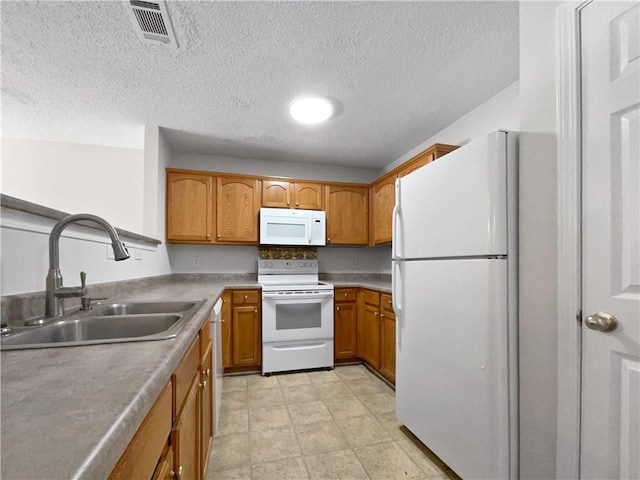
[395, 258, 512, 479]
[395, 131, 509, 259]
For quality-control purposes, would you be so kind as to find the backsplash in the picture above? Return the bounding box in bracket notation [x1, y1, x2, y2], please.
[258, 247, 317, 260]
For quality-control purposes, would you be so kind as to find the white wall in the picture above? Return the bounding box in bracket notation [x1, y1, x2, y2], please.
[383, 81, 520, 175]
[0, 128, 172, 296]
[170, 150, 378, 184]
[518, 3, 560, 479]
[0, 138, 145, 233]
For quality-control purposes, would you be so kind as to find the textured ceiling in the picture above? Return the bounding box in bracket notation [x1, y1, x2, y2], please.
[1, 1, 519, 169]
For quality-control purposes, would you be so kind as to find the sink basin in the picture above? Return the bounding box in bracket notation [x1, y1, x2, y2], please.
[1, 299, 205, 350]
[94, 301, 199, 316]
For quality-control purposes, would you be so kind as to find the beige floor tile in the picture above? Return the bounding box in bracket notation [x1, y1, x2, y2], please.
[252, 457, 309, 480]
[209, 433, 251, 472]
[358, 392, 396, 414]
[314, 380, 353, 400]
[221, 390, 248, 411]
[397, 439, 451, 478]
[250, 426, 301, 464]
[276, 372, 312, 387]
[247, 374, 280, 391]
[304, 449, 369, 480]
[374, 411, 407, 440]
[249, 404, 291, 431]
[356, 442, 426, 479]
[294, 420, 348, 455]
[217, 408, 249, 436]
[223, 375, 249, 392]
[287, 401, 333, 425]
[307, 369, 342, 384]
[335, 365, 370, 381]
[324, 396, 369, 420]
[338, 414, 392, 447]
[348, 377, 389, 396]
[282, 384, 320, 404]
[207, 466, 252, 480]
[248, 386, 285, 407]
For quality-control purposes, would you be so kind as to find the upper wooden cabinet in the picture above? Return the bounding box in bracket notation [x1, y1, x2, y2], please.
[166, 172, 214, 242]
[325, 185, 369, 245]
[370, 174, 396, 245]
[396, 143, 459, 178]
[262, 180, 323, 210]
[216, 176, 260, 243]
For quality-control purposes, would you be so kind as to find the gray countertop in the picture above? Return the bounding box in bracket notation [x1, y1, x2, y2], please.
[0, 278, 389, 479]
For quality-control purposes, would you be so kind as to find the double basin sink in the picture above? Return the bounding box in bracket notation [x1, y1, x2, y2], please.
[0, 299, 205, 350]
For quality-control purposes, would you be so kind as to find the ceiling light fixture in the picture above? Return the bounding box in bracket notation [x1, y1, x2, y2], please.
[289, 96, 333, 125]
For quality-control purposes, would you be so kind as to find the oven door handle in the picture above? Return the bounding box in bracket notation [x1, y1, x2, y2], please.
[271, 342, 327, 351]
[262, 292, 334, 300]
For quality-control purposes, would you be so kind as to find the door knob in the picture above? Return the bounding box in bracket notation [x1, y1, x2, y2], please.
[584, 312, 618, 332]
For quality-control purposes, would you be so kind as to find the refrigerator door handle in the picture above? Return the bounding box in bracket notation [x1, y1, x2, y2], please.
[392, 178, 401, 260]
[392, 260, 402, 347]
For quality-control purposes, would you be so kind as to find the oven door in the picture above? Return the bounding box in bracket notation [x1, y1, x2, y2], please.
[262, 291, 334, 342]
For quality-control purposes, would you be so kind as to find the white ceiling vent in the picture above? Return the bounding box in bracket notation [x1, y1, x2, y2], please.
[126, 0, 177, 47]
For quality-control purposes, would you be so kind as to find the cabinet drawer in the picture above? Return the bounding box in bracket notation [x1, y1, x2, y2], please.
[109, 381, 172, 480]
[232, 290, 260, 304]
[200, 315, 211, 355]
[335, 288, 357, 303]
[380, 293, 393, 313]
[362, 289, 380, 306]
[173, 337, 199, 420]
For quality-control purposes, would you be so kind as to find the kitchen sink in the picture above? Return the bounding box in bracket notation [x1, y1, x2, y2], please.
[93, 301, 199, 316]
[0, 299, 205, 350]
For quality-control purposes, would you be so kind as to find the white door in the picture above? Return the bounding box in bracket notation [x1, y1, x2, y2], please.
[580, 2, 640, 478]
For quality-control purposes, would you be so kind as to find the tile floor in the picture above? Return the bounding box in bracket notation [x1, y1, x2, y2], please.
[206, 364, 459, 480]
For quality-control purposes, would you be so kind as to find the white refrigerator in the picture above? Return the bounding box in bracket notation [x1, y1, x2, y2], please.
[392, 130, 518, 479]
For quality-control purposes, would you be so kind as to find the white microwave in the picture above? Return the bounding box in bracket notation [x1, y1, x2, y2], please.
[260, 208, 326, 246]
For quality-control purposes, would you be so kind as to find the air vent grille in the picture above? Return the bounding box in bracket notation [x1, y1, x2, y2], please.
[126, 0, 177, 47]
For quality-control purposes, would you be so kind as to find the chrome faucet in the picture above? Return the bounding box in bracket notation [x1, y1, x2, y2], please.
[43, 214, 130, 319]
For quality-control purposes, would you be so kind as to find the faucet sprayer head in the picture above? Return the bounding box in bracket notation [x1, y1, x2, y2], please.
[112, 241, 130, 261]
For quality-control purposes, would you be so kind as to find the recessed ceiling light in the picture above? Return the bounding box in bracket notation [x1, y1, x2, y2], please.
[289, 96, 333, 124]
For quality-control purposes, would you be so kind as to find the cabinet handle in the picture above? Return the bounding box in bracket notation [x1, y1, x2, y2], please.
[205, 368, 211, 377]
[287, 200, 290, 205]
[380, 313, 385, 318]
[336, 306, 340, 311]
[205, 234, 211, 239]
[217, 234, 221, 239]
[171, 465, 183, 479]
[344, 293, 348, 297]
[200, 379, 208, 388]
[327, 238, 331, 243]
[374, 311, 378, 316]
[388, 300, 392, 304]
[296, 201, 299, 206]
[254, 309, 258, 313]
[244, 295, 248, 300]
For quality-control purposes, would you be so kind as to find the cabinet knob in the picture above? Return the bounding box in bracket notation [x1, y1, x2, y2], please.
[287, 200, 290, 205]
[171, 465, 183, 479]
[244, 295, 248, 300]
[205, 368, 211, 377]
[380, 313, 385, 318]
[344, 293, 348, 297]
[205, 234, 211, 239]
[336, 306, 340, 311]
[200, 379, 208, 388]
[217, 234, 221, 239]
[327, 238, 331, 243]
[374, 311, 378, 316]
[254, 309, 258, 313]
[296, 202, 299, 206]
[387, 300, 392, 304]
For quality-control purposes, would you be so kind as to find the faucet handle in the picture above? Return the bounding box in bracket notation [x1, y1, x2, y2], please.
[80, 271, 86, 289]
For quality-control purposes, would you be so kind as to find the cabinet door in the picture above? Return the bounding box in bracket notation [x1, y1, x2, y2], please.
[221, 292, 232, 369]
[166, 172, 214, 242]
[262, 180, 291, 208]
[294, 182, 323, 210]
[216, 176, 260, 243]
[152, 445, 174, 480]
[232, 305, 261, 366]
[380, 309, 396, 384]
[371, 176, 395, 245]
[361, 304, 381, 369]
[200, 341, 213, 479]
[173, 376, 201, 480]
[326, 186, 369, 245]
[335, 302, 357, 359]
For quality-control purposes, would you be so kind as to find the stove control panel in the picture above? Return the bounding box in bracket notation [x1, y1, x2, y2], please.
[258, 259, 318, 275]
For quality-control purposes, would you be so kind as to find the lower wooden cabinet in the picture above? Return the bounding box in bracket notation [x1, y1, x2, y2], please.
[222, 289, 262, 372]
[379, 293, 396, 383]
[110, 316, 215, 480]
[173, 374, 200, 480]
[334, 287, 395, 385]
[334, 288, 358, 359]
